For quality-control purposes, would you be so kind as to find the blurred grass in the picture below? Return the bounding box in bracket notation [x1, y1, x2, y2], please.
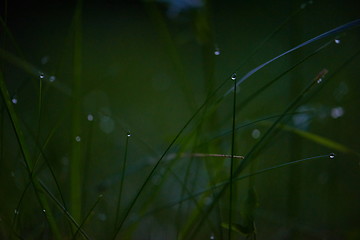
[0, 0, 360, 239]
[70, 0, 84, 223]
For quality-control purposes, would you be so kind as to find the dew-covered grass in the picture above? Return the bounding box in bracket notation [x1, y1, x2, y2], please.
[1, 0, 360, 239]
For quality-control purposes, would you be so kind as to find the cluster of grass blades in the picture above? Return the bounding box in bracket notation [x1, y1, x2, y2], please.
[1, 1, 360, 239]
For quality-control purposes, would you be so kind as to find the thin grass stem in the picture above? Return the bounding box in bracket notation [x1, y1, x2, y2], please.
[114, 132, 130, 229]
[228, 74, 237, 240]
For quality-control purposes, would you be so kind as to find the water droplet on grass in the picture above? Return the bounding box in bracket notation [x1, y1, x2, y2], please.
[75, 136, 81, 142]
[11, 97, 18, 104]
[87, 114, 94, 121]
[127, 131, 131, 137]
[317, 78, 322, 84]
[331, 107, 344, 119]
[39, 73, 45, 79]
[14, 209, 19, 215]
[42, 209, 46, 213]
[210, 234, 215, 240]
[251, 129, 261, 139]
[329, 153, 335, 159]
[49, 76, 56, 82]
[231, 73, 236, 80]
[214, 47, 221, 56]
[334, 39, 341, 44]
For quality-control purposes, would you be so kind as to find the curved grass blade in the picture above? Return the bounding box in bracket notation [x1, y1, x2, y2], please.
[108, 8, 318, 234]
[0, 48, 72, 96]
[114, 132, 130, 229]
[224, 18, 360, 96]
[145, 3, 197, 110]
[274, 123, 360, 157]
[116, 18, 360, 239]
[38, 180, 90, 240]
[71, 194, 103, 240]
[111, 78, 230, 239]
[0, 70, 62, 239]
[138, 154, 330, 222]
[11, 181, 31, 231]
[188, 70, 322, 239]
[238, 40, 333, 110]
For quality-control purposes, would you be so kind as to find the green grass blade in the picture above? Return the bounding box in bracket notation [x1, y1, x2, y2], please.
[0, 71, 33, 171]
[112, 78, 229, 239]
[114, 132, 130, 229]
[72, 194, 103, 240]
[188, 70, 321, 239]
[224, 18, 360, 96]
[70, 0, 84, 223]
[0, 51, 63, 240]
[276, 123, 360, 156]
[228, 73, 237, 240]
[38, 180, 90, 240]
[138, 154, 329, 223]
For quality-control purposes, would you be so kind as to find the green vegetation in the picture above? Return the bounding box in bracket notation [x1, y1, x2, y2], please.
[1, 1, 360, 239]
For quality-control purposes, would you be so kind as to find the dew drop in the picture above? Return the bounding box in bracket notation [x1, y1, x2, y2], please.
[210, 234, 215, 240]
[87, 114, 94, 121]
[334, 39, 341, 44]
[251, 129, 261, 139]
[231, 73, 237, 81]
[331, 106, 344, 119]
[42, 209, 46, 213]
[214, 47, 221, 56]
[127, 131, 131, 137]
[317, 78, 322, 84]
[75, 136, 81, 142]
[329, 153, 335, 159]
[14, 209, 19, 215]
[49, 76, 56, 82]
[39, 73, 45, 79]
[11, 97, 18, 104]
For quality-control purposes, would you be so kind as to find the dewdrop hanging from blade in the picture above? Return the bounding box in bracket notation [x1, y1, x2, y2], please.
[315, 69, 328, 84]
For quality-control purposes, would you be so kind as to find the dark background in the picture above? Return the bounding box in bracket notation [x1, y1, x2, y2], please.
[1, 0, 360, 239]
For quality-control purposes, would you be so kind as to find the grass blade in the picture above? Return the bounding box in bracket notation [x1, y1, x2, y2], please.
[224, 18, 360, 96]
[114, 132, 131, 229]
[70, 0, 84, 223]
[275, 123, 360, 156]
[38, 180, 90, 240]
[72, 194, 103, 240]
[138, 154, 330, 223]
[188, 69, 322, 239]
[228, 73, 237, 240]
